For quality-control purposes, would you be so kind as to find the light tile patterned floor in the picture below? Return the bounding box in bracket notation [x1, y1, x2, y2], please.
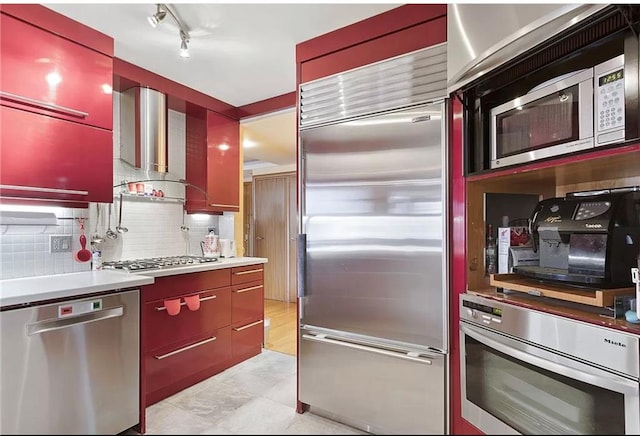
[144, 349, 368, 435]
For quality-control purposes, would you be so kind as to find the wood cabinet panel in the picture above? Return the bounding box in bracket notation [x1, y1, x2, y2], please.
[145, 287, 231, 352]
[0, 13, 113, 130]
[0, 105, 112, 203]
[145, 326, 232, 405]
[232, 280, 264, 327]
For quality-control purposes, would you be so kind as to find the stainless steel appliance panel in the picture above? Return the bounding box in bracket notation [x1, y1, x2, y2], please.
[460, 293, 640, 435]
[299, 327, 446, 435]
[299, 103, 446, 350]
[1, 290, 140, 435]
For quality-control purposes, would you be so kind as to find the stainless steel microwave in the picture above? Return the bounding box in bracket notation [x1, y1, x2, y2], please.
[490, 55, 625, 169]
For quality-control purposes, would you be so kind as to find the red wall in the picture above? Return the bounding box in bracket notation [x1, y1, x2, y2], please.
[0, 4, 113, 56]
[296, 4, 446, 83]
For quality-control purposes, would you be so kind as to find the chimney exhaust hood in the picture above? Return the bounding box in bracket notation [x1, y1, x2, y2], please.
[120, 87, 168, 174]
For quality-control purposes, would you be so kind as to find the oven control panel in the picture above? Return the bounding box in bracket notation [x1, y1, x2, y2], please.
[462, 298, 502, 325]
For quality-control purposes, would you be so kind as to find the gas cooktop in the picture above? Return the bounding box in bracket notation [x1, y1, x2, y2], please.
[103, 255, 218, 271]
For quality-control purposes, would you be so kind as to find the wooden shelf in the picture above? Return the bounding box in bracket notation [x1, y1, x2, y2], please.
[489, 273, 634, 308]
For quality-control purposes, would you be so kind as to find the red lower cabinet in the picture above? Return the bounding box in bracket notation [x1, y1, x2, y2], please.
[140, 266, 265, 412]
[232, 319, 264, 365]
[145, 327, 232, 405]
[144, 287, 231, 352]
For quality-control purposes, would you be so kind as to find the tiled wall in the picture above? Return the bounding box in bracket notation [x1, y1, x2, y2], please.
[0, 91, 233, 280]
[0, 205, 91, 280]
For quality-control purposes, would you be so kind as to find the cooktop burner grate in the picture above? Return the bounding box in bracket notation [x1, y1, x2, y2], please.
[103, 255, 218, 271]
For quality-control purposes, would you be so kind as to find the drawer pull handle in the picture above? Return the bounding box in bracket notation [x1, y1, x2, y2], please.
[233, 285, 263, 293]
[233, 269, 263, 275]
[233, 319, 263, 332]
[154, 294, 217, 311]
[209, 203, 238, 208]
[0, 184, 89, 196]
[154, 336, 217, 360]
[0, 90, 89, 118]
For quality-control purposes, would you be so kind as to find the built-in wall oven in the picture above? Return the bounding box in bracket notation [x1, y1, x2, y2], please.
[460, 293, 640, 435]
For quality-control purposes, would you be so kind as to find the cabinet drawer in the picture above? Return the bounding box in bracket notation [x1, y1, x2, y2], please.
[145, 326, 232, 404]
[145, 287, 231, 352]
[0, 13, 113, 130]
[232, 281, 264, 327]
[231, 265, 264, 285]
[141, 269, 230, 303]
[0, 105, 112, 203]
[232, 319, 264, 364]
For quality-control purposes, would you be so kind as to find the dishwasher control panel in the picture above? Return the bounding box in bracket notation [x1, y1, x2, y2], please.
[58, 299, 102, 317]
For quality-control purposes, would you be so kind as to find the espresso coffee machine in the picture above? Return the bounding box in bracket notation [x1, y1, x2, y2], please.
[514, 187, 640, 288]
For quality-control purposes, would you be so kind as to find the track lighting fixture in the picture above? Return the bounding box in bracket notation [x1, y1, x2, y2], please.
[179, 30, 190, 58]
[147, 4, 166, 27]
[147, 3, 191, 58]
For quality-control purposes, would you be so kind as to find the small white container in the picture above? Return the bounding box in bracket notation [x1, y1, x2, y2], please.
[92, 251, 103, 271]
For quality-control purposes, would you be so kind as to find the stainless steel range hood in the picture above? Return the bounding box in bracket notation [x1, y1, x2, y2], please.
[120, 87, 168, 174]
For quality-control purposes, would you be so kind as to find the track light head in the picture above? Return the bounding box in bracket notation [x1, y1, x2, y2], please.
[179, 30, 190, 58]
[147, 5, 167, 28]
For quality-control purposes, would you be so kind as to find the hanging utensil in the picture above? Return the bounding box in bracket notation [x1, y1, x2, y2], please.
[180, 205, 189, 232]
[105, 203, 118, 240]
[74, 219, 92, 263]
[116, 193, 128, 233]
[91, 203, 104, 244]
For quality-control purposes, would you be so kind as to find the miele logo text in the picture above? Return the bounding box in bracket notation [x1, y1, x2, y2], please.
[585, 224, 602, 229]
[545, 216, 562, 224]
[604, 338, 627, 348]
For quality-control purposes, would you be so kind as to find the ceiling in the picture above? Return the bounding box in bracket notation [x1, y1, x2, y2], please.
[44, 3, 401, 168]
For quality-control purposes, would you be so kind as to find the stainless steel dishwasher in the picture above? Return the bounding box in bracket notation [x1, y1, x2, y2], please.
[1, 289, 140, 435]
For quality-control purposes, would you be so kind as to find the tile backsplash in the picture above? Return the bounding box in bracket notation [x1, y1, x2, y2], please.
[0, 91, 234, 280]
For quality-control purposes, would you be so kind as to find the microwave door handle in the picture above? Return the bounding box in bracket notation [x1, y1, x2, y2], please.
[460, 323, 638, 395]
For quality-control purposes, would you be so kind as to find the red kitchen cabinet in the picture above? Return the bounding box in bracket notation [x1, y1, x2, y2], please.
[145, 326, 232, 406]
[231, 265, 265, 364]
[140, 266, 264, 409]
[144, 287, 231, 352]
[185, 108, 240, 213]
[0, 10, 113, 204]
[0, 105, 112, 203]
[0, 13, 113, 130]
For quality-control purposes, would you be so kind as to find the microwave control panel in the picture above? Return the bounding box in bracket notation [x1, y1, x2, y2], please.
[594, 54, 625, 145]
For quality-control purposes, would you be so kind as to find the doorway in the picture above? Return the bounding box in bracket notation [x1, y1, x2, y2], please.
[251, 171, 298, 356]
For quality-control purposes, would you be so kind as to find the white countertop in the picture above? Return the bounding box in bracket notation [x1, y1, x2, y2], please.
[0, 270, 155, 308]
[0, 257, 268, 308]
[126, 256, 268, 278]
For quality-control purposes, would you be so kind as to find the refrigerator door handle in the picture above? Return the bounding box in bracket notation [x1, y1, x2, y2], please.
[297, 233, 307, 298]
[302, 333, 434, 365]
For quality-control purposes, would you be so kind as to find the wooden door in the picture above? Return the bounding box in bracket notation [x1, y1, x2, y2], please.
[286, 173, 298, 303]
[253, 175, 287, 301]
[243, 181, 252, 256]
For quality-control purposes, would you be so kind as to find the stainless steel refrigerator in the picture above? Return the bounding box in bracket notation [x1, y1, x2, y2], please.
[298, 101, 448, 435]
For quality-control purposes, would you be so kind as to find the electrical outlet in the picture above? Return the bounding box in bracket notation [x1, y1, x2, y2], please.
[50, 235, 72, 253]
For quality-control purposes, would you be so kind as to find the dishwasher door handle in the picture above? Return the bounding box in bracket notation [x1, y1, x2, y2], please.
[26, 306, 124, 336]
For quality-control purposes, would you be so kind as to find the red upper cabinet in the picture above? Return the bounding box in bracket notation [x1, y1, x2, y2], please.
[186, 107, 240, 213]
[0, 8, 114, 204]
[0, 13, 113, 130]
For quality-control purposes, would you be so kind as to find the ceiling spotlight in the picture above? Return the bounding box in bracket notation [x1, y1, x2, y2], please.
[180, 39, 190, 58]
[147, 5, 166, 28]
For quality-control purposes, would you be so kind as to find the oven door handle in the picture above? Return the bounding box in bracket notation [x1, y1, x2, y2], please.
[461, 322, 639, 395]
